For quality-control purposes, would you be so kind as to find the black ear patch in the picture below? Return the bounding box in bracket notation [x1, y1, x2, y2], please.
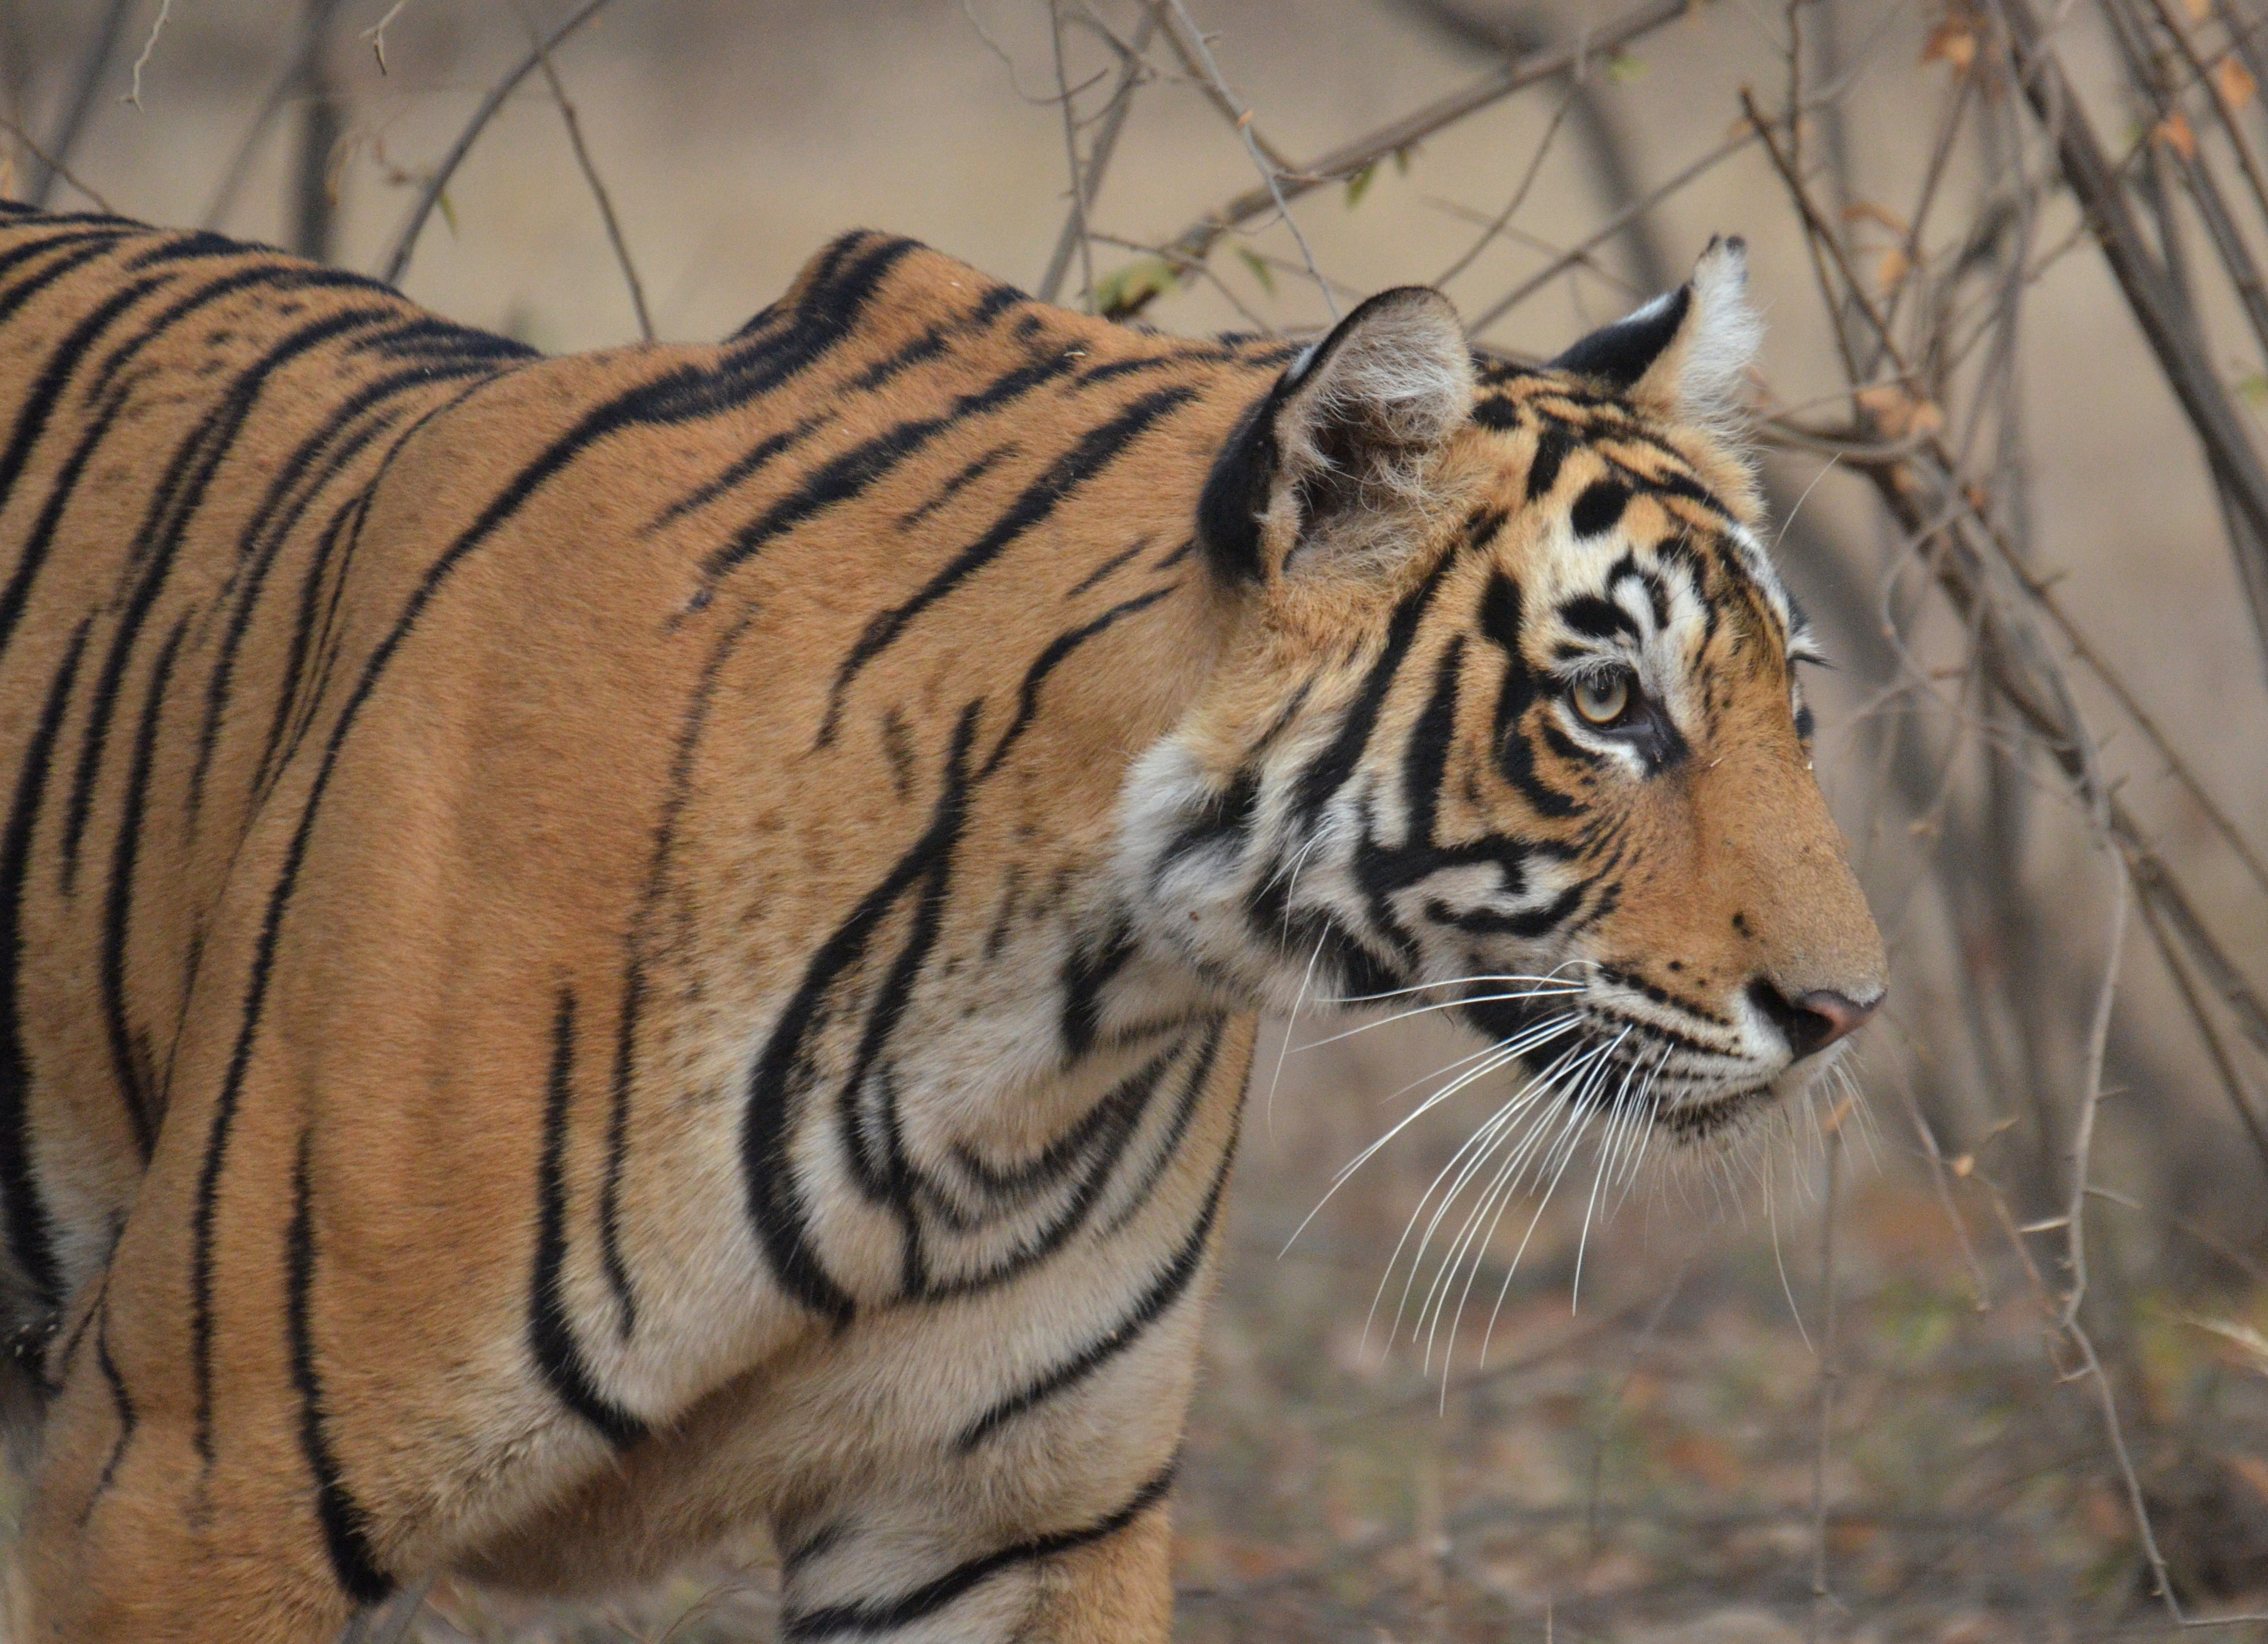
[1196, 384, 1283, 585]
[1549, 283, 1690, 393]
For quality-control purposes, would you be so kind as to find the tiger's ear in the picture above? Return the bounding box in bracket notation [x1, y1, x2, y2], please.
[1549, 236, 1759, 435]
[1199, 286, 1474, 585]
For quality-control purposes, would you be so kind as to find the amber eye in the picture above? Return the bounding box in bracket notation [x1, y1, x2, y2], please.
[1569, 672, 1633, 727]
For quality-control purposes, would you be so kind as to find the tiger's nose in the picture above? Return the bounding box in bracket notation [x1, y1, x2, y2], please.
[1791, 989, 1881, 1055]
[1747, 981, 1883, 1059]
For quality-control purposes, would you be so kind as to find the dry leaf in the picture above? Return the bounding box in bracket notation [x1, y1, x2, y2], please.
[1843, 199, 1912, 235]
[1950, 1153, 1974, 1177]
[1922, 19, 1977, 71]
[2217, 53, 2258, 112]
[1877, 245, 1912, 292]
[2188, 1314, 2268, 1376]
[1856, 381, 1945, 438]
[2157, 110, 2199, 162]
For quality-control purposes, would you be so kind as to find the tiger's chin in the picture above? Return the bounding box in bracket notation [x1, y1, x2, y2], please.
[1650, 1045, 1859, 1151]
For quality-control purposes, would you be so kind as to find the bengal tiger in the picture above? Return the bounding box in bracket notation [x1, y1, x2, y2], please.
[0, 202, 1883, 1641]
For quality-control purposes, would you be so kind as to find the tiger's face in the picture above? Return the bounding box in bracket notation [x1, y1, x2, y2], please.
[1120, 240, 1885, 1139]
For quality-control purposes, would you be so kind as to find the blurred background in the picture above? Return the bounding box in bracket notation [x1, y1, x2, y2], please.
[5, 1, 2268, 1639]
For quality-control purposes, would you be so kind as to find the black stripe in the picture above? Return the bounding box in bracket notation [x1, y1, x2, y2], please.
[1063, 534, 1151, 599]
[978, 585, 1175, 778]
[740, 702, 983, 1325]
[85, 265, 406, 405]
[1059, 920, 1135, 1062]
[955, 1124, 1236, 1452]
[0, 272, 393, 670]
[84, 1304, 135, 1523]
[1569, 479, 1630, 539]
[0, 618, 92, 1313]
[1484, 573, 1580, 820]
[820, 385, 1198, 744]
[600, 609, 760, 1340]
[896, 441, 1017, 534]
[1099, 1018, 1223, 1237]
[1290, 553, 1457, 822]
[0, 238, 120, 333]
[59, 304, 405, 895]
[529, 988, 648, 1447]
[838, 279, 1023, 396]
[192, 346, 573, 1468]
[248, 494, 359, 805]
[286, 1133, 394, 1605]
[649, 413, 829, 533]
[97, 616, 186, 1163]
[781, 1464, 1178, 1640]
[1525, 423, 1572, 500]
[0, 275, 171, 654]
[700, 350, 1089, 589]
[187, 359, 496, 824]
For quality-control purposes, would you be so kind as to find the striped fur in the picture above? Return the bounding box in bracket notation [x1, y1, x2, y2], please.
[0, 209, 1880, 1641]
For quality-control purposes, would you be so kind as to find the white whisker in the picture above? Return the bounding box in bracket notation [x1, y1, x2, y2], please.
[1319, 962, 1595, 1007]
[1263, 935, 1329, 1145]
[1350, 1039, 1575, 1345]
[1290, 984, 1582, 1051]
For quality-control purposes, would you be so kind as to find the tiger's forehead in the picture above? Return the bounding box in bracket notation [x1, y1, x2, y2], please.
[1456, 366, 1799, 661]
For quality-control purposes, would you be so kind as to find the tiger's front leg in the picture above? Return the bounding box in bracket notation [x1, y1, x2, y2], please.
[17, 1299, 359, 1644]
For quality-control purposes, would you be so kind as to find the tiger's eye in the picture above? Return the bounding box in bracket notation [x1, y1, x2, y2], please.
[1571, 673, 1632, 726]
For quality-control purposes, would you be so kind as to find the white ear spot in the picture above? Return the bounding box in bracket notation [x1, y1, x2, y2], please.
[1676, 236, 1763, 435]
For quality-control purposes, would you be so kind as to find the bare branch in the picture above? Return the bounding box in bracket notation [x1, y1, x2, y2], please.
[520, 5, 652, 341]
[1158, 0, 1336, 318]
[1037, 6, 1157, 305]
[0, 116, 114, 212]
[360, 0, 407, 73]
[23, 0, 134, 206]
[1996, 0, 2268, 672]
[1143, 0, 1695, 287]
[1047, 1, 1095, 315]
[120, 0, 173, 112]
[376, 0, 620, 288]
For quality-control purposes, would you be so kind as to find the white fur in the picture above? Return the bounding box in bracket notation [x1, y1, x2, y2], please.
[1673, 237, 1763, 437]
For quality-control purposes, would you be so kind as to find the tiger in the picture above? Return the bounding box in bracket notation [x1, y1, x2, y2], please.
[0, 201, 1883, 1642]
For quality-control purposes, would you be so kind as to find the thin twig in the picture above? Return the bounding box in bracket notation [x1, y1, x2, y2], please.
[1160, 0, 1336, 318]
[1047, 0, 1095, 315]
[0, 117, 114, 212]
[1996, 0, 2268, 669]
[361, 0, 407, 73]
[519, 4, 652, 341]
[1433, 87, 1579, 289]
[376, 0, 619, 287]
[24, 0, 134, 206]
[120, 0, 172, 111]
[1037, 5, 1157, 306]
[1143, 0, 1695, 284]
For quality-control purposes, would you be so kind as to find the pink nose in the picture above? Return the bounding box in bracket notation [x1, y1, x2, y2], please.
[1789, 989, 1882, 1057]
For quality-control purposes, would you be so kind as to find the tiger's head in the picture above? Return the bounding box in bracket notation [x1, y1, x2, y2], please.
[1117, 239, 1885, 1140]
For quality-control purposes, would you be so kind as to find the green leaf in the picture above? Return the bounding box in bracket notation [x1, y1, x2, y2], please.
[1235, 246, 1276, 296]
[1344, 162, 1377, 208]
[1392, 143, 1414, 175]
[2238, 372, 2268, 409]
[1605, 52, 1648, 84]
[1093, 257, 1177, 319]
[436, 190, 459, 240]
